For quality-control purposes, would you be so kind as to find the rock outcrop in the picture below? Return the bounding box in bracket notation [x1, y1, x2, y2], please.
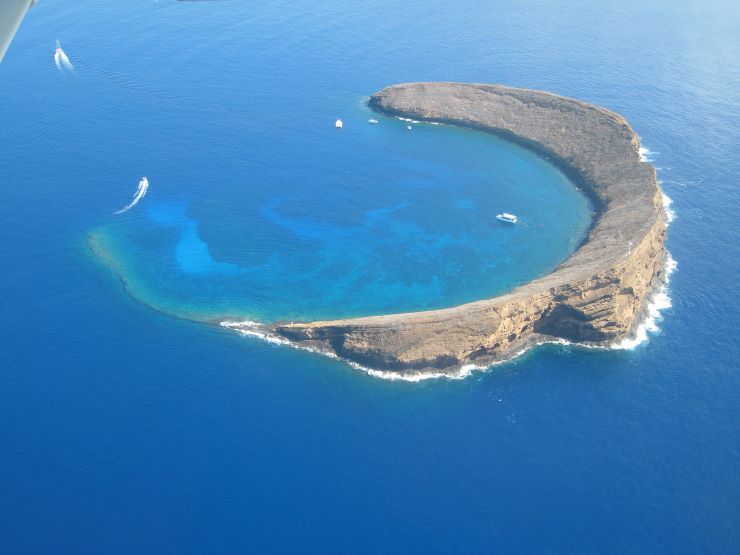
[231, 83, 668, 375]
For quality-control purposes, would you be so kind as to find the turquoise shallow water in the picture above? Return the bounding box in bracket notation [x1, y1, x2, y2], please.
[91, 115, 590, 322]
[1, 0, 739, 553]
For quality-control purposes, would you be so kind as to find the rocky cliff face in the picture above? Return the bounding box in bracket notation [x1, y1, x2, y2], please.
[241, 83, 667, 374]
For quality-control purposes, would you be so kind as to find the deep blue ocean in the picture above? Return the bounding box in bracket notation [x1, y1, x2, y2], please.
[1, 0, 739, 552]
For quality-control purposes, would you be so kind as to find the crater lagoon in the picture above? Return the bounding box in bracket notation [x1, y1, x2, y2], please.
[89, 115, 591, 323]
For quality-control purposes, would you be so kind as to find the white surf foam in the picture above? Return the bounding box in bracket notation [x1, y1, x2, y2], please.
[221, 321, 293, 347]
[114, 177, 149, 214]
[395, 116, 443, 126]
[222, 318, 537, 382]
[364, 364, 477, 382]
[361, 340, 571, 382]
[221, 320, 473, 381]
[662, 193, 676, 224]
[612, 253, 676, 350]
[221, 245, 677, 382]
[222, 320, 388, 378]
[638, 146, 654, 162]
[220, 251, 677, 382]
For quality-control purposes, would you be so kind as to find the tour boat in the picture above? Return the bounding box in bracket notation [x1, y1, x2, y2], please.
[496, 213, 518, 224]
[335, 119, 343, 129]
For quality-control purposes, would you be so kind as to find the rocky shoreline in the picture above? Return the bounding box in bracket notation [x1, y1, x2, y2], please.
[227, 82, 668, 376]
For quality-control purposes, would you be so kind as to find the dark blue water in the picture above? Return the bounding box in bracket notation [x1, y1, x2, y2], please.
[1, 0, 739, 553]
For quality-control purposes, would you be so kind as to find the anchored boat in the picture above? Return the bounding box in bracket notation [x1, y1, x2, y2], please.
[496, 212, 518, 224]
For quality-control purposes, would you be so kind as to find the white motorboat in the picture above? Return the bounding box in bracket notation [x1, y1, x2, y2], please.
[335, 119, 343, 129]
[54, 39, 73, 70]
[496, 213, 518, 224]
[368, 119, 379, 124]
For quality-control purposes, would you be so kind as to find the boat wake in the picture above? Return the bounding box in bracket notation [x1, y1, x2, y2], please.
[115, 177, 149, 214]
[54, 41, 73, 71]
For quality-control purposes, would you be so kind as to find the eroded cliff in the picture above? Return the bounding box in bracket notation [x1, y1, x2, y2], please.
[227, 83, 668, 375]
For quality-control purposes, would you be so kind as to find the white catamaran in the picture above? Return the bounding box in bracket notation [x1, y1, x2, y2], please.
[496, 212, 518, 224]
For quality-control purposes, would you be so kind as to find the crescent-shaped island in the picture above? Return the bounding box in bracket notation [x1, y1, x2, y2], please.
[224, 82, 669, 376]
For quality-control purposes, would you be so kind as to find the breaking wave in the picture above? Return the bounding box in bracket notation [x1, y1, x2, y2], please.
[221, 317, 555, 382]
[396, 116, 442, 126]
[115, 177, 149, 214]
[611, 253, 676, 350]
[662, 192, 676, 224]
[221, 320, 379, 375]
[220, 251, 678, 382]
[639, 146, 655, 162]
[220, 320, 482, 382]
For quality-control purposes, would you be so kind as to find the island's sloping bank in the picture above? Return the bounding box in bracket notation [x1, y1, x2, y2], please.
[226, 82, 668, 375]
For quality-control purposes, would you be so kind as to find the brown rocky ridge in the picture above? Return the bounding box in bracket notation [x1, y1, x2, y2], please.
[223, 82, 668, 376]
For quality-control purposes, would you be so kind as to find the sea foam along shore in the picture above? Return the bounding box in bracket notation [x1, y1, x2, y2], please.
[221, 318, 487, 382]
[221, 251, 677, 382]
[221, 261, 674, 381]
[613, 252, 676, 350]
